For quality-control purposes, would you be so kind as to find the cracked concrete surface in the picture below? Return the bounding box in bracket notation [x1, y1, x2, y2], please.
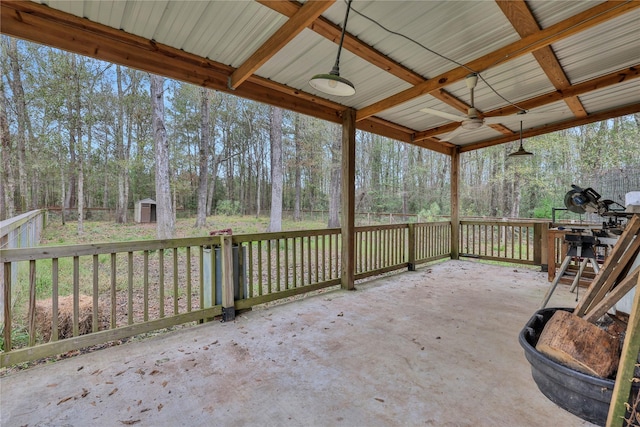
[0, 260, 596, 426]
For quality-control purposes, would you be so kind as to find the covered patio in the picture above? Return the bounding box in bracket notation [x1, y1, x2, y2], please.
[1, 1, 639, 425]
[0, 260, 595, 426]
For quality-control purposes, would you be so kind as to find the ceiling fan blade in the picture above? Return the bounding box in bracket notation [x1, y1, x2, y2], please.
[483, 111, 573, 125]
[420, 108, 466, 122]
[439, 125, 469, 142]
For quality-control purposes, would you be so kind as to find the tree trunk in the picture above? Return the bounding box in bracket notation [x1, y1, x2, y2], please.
[267, 106, 283, 232]
[510, 170, 522, 218]
[7, 39, 30, 212]
[102, 128, 109, 209]
[294, 114, 302, 221]
[207, 160, 218, 216]
[195, 88, 210, 227]
[328, 125, 341, 228]
[150, 74, 174, 239]
[115, 65, 128, 223]
[71, 56, 85, 235]
[0, 77, 16, 219]
[401, 144, 409, 219]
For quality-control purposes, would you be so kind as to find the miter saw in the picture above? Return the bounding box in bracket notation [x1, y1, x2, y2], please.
[564, 184, 624, 216]
[541, 185, 638, 308]
[563, 184, 629, 234]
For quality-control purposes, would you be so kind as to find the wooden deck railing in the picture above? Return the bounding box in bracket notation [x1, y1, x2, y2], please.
[1, 219, 547, 367]
[458, 220, 547, 265]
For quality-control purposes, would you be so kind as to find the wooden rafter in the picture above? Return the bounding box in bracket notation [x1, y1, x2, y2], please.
[495, 0, 588, 118]
[482, 64, 640, 117]
[356, 1, 640, 122]
[1, 0, 638, 156]
[260, 0, 477, 117]
[460, 103, 640, 152]
[257, 0, 426, 86]
[229, 0, 334, 89]
[412, 64, 640, 143]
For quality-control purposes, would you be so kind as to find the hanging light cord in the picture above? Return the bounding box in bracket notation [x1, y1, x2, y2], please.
[333, 0, 354, 73]
[345, 0, 525, 111]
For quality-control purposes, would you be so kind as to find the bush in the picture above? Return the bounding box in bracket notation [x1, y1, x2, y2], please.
[418, 202, 441, 221]
[216, 200, 241, 216]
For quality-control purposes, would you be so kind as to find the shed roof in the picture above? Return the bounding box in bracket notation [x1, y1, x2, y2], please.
[2, 0, 638, 155]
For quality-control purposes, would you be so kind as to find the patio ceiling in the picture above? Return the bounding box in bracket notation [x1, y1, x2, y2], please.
[1, 0, 639, 156]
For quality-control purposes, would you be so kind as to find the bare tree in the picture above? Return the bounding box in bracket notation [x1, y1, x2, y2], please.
[267, 106, 283, 232]
[293, 114, 302, 221]
[6, 38, 31, 211]
[0, 77, 15, 219]
[115, 65, 129, 223]
[150, 74, 174, 239]
[70, 55, 85, 235]
[328, 124, 341, 228]
[195, 87, 210, 227]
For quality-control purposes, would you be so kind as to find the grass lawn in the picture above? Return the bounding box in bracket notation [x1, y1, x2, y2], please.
[41, 214, 331, 246]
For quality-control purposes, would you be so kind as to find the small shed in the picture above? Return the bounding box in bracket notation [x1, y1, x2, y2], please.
[134, 198, 157, 223]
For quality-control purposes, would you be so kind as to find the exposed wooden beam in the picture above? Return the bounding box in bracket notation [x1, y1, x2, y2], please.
[487, 124, 515, 136]
[411, 138, 454, 157]
[413, 122, 460, 143]
[485, 64, 640, 117]
[229, 0, 333, 89]
[258, 0, 425, 86]
[358, 116, 413, 144]
[430, 89, 472, 114]
[356, 0, 640, 122]
[0, 1, 338, 119]
[413, 64, 640, 142]
[496, 0, 588, 118]
[460, 103, 640, 152]
[260, 1, 486, 121]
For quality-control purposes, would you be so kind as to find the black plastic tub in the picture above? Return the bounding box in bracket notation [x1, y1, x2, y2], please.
[519, 307, 615, 426]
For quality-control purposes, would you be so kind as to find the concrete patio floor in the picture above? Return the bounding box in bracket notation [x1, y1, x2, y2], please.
[1, 260, 596, 426]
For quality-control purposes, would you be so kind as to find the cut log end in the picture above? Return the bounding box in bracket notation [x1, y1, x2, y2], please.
[536, 310, 620, 378]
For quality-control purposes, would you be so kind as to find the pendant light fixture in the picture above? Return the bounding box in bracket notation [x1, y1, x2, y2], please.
[309, 0, 355, 96]
[508, 119, 533, 157]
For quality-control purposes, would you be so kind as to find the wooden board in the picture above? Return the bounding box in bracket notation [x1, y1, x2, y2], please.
[536, 310, 619, 378]
[575, 215, 640, 317]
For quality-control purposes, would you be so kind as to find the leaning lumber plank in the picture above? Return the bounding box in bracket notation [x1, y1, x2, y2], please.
[606, 274, 640, 426]
[583, 238, 640, 315]
[575, 215, 640, 316]
[583, 267, 640, 323]
[536, 310, 619, 378]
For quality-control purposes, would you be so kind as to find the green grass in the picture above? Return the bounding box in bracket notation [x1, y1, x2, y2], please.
[41, 214, 329, 246]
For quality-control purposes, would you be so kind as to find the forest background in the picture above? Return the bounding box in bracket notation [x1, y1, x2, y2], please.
[2, 38, 640, 235]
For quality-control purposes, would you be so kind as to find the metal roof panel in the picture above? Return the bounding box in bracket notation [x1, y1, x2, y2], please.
[552, 9, 640, 85]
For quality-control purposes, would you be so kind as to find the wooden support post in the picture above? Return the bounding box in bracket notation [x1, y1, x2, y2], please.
[3, 263, 11, 352]
[606, 273, 640, 427]
[341, 108, 356, 290]
[220, 235, 235, 321]
[534, 222, 548, 269]
[408, 223, 416, 271]
[450, 147, 460, 260]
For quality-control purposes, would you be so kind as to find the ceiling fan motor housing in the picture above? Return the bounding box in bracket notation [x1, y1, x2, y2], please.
[462, 107, 483, 129]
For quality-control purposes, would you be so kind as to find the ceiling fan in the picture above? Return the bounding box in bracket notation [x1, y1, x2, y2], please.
[420, 73, 568, 142]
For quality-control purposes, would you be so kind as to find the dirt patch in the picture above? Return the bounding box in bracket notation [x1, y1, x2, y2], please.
[35, 295, 109, 342]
